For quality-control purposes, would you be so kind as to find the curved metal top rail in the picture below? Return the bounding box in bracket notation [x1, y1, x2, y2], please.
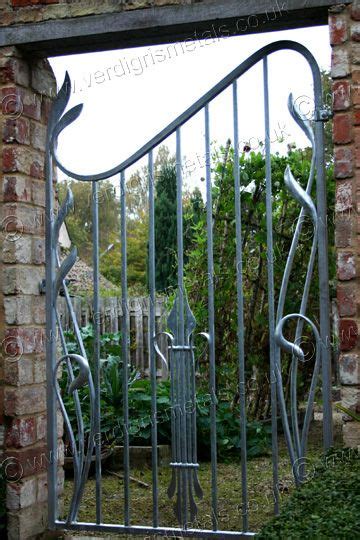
[50, 40, 322, 182]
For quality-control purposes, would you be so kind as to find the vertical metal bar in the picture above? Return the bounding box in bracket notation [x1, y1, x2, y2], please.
[45, 124, 57, 527]
[120, 170, 130, 525]
[263, 57, 279, 515]
[148, 150, 159, 527]
[205, 104, 218, 531]
[313, 88, 333, 451]
[92, 180, 102, 524]
[176, 127, 188, 528]
[232, 82, 248, 531]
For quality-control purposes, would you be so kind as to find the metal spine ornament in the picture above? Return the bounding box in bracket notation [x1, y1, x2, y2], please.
[47, 74, 95, 523]
[165, 293, 203, 527]
[274, 94, 321, 485]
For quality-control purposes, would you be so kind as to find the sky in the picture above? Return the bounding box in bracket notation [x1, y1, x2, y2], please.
[49, 25, 331, 194]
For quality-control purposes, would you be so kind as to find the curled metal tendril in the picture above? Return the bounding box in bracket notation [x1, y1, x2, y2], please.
[275, 94, 320, 485]
[54, 354, 95, 523]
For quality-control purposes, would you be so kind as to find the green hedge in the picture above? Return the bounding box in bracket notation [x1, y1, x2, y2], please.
[257, 448, 360, 539]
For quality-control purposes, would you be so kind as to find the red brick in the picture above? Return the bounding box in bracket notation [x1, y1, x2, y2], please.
[5, 328, 45, 355]
[354, 86, 360, 106]
[4, 385, 46, 416]
[0, 387, 4, 424]
[354, 110, 360, 125]
[0, 57, 29, 87]
[333, 80, 351, 110]
[4, 444, 50, 480]
[335, 213, 352, 248]
[31, 179, 45, 207]
[4, 357, 33, 386]
[337, 286, 356, 317]
[333, 113, 352, 144]
[3, 147, 17, 172]
[2, 203, 45, 236]
[355, 70, 360, 85]
[3, 117, 30, 144]
[330, 15, 348, 45]
[32, 238, 45, 264]
[337, 251, 356, 280]
[334, 147, 353, 178]
[30, 121, 46, 152]
[1, 87, 41, 121]
[339, 320, 359, 351]
[6, 417, 36, 448]
[41, 96, 52, 123]
[2, 146, 44, 178]
[30, 160, 44, 180]
[353, 127, 360, 167]
[352, 3, 360, 21]
[3, 176, 32, 203]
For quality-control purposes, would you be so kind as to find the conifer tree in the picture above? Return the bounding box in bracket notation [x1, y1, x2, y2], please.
[154, 161, 178, 291]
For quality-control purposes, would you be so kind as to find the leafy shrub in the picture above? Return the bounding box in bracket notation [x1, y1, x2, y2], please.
[185, 147, 335, 418]
[257, 448, 360, 539]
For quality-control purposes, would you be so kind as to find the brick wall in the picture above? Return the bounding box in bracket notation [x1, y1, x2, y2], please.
[0, 46, 64, 539]
[330, 2, 360, 446]
[0, 0, 191, 27]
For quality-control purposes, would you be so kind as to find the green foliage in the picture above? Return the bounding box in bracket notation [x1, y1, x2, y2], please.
[154, 160, 178, 291]
[257, 448, 360, 539]
[99, 168, 149, 291]
[58, 179, 119, 262]
[196, 392, 271, 460]
[185, 145, 335, 416]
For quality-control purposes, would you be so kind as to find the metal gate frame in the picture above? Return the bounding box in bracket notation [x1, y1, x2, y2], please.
[45, 40, 333, 538]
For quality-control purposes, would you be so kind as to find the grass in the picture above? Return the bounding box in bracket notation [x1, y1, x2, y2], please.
[60, 423, 340, 538]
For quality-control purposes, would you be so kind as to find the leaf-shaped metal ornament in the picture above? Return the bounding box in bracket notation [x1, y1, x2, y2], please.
[288, 92, 315, 147]
[51, 103, 84, 160]
[47, 72, 72, 138]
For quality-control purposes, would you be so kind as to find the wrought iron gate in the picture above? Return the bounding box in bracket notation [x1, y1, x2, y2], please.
[45, 40, 333, 538]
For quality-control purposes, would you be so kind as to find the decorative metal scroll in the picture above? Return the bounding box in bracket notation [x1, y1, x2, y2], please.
[274, 94, 321, 485]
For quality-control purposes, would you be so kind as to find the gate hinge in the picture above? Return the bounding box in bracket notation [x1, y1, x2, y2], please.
[314, 108, 333, 122]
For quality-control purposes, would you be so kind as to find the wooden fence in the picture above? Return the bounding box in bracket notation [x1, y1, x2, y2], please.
[57, 296, 169, 379]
